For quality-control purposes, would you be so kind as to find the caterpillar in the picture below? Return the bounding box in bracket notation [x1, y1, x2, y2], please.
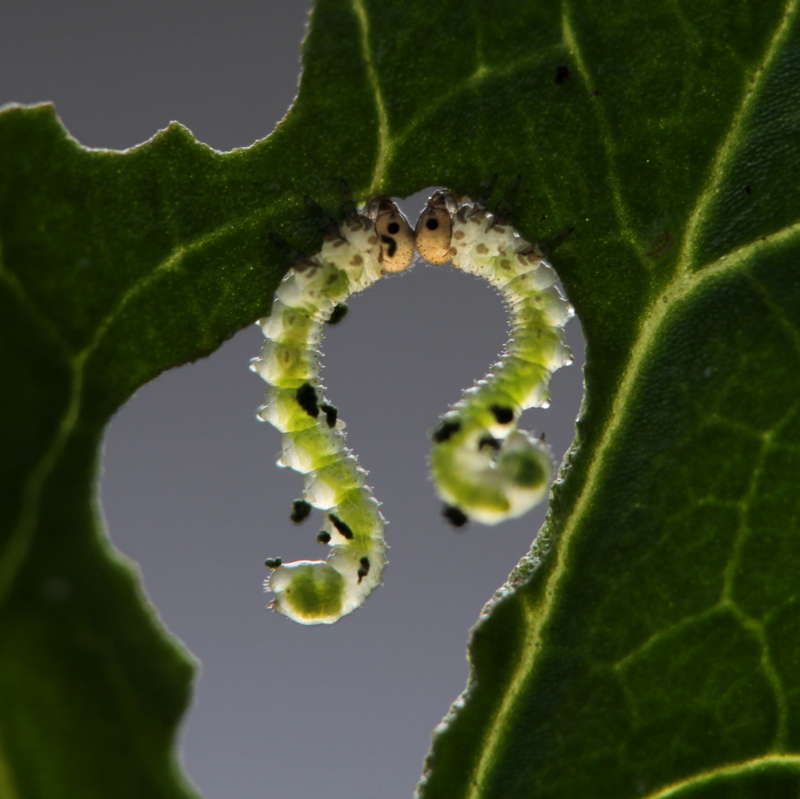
[255, 188, 573, 624]
[252, 197, 415, 625]
[415, 190, 573, 525]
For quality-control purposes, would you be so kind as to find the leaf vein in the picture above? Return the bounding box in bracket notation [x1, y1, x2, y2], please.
[561, 2, 649, 267]
[677, 0, 800, 276]
[351, 0, 390, 195]
[642, 754, 800, 799]
[0, 247, 73, 358]
[745, 272, 800, 360]
[0, 357, 84, 607]
[722, 424, 790, 748]
[393, 47, 562, 153]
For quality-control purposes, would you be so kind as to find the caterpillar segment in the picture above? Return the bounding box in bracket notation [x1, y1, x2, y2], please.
[416, 190, 574, 525]
[252, 197, 414, 624]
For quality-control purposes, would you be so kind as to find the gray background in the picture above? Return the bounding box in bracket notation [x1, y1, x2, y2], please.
[2, 3, 585, 797]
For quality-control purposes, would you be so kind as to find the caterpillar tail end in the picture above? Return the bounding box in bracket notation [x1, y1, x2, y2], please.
[265, 560, 349, 625]
[264, 508, 386, 625]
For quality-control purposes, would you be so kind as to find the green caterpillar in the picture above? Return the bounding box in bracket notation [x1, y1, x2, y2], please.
[252, 197, 415, 625]
[415, 191, 573, 526]
[256, 190, 573, 625]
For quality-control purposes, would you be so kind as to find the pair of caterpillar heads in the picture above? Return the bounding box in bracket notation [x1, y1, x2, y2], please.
[253, 186, 574, 625]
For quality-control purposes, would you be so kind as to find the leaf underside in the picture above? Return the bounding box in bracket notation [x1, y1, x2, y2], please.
[1, 0, 799, 797]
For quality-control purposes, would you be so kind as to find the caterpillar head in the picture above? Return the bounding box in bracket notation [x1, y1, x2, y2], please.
[415, 191, 458, 264]
[367, 197, 415, 273]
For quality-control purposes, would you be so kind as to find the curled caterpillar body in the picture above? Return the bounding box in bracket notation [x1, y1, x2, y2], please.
[416, 191, 573, 525]
[253, 198, 414, 624]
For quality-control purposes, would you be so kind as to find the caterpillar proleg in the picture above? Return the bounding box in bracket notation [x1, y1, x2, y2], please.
[252, 197, 414, 624]
[416, 190, 574, 525]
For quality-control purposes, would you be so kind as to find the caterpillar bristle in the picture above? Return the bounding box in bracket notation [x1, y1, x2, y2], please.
[537, 226, 575, 258]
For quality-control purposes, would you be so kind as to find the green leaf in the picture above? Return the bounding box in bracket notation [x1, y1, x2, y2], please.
[1, 0, 799, 797]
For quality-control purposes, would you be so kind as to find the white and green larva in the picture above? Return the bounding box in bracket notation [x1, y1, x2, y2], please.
[252, 198, 415, 625]
[415, 191, 573, 526]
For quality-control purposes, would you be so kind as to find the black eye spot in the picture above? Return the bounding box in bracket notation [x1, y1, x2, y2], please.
[380, 234, 398, 258]
[329, 514, 354, 540]
[357, 556, 370, 583]
[479, 435, 501, 451]
[265, 558, 283, 569]
[296, 383, 319, 417]
[490, 405, 514, 424]
[290, 500, 312, 523]
[387, 221, 400, 234]
[433, 420, 461, 443]
[320, 402, 338, 428]
[442, 505, 468, 527]
[426, 218, 439, 231]
[316, 531, 331, 544]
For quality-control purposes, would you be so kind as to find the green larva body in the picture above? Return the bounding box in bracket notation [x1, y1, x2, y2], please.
[253, 201, 414, 625]
[417, 193, 573, 525]
[254, 191, 571, 625]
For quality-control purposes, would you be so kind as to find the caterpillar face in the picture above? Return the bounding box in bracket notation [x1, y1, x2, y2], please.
[368, 196, 416, 273]
[254, 198, 412, 625]
[417, 190, 573, 525]
[414, 190, 457, 264]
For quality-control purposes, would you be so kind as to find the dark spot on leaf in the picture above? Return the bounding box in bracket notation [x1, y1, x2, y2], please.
[555, 65, 571, 84]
